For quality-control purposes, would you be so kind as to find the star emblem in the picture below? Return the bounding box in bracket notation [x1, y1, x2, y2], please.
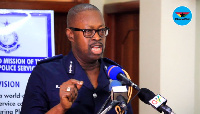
[3, 20, 10, 26]
[175, 12, 190, 17]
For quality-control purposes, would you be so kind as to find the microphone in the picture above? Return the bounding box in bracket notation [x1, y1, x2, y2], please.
[138, 88, 175, 114]
[109, 80, 122, 91]
[107, 65, 140, 91]
[110, 81, 128, 111]
[100, 100, 120, 114]
[98, 80, 124, 114]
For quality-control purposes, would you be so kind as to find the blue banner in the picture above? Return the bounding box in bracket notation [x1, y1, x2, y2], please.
[0, 9, 54, 113]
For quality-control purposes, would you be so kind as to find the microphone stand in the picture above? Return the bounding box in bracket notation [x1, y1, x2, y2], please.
[97, 95, 111, 114]
[100, 100, 120, 114]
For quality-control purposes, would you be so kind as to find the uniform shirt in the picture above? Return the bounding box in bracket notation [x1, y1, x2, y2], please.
[21, 51, 133, 114]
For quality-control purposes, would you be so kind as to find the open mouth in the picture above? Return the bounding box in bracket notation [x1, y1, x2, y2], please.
[90, 44, 103, 55]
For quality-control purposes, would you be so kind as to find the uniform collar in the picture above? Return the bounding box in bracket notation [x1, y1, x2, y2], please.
[96, 59, 110, 91]
[65, 51, 76, 75]
[63, 51, 110, 91]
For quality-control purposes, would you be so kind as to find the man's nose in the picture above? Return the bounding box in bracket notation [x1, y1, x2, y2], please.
[91, 32, 101, 41]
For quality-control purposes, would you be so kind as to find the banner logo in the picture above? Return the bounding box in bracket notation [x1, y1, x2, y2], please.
[0, 21, 20, 53]
[173, 6, 192, 26]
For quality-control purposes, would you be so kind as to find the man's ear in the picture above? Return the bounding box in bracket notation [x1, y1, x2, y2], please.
[66, 28, 74, 42]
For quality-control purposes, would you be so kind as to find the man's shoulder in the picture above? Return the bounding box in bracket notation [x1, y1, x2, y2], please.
[37, 54, 64, 65]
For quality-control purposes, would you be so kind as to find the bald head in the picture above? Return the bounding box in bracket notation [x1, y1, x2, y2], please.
[67, 3, 101, 27]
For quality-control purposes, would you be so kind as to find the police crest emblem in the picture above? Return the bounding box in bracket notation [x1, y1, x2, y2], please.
[0, 21, 20, 53]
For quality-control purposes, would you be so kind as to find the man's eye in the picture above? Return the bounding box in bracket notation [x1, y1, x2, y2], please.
[99, 29, 106, 33]
[85, 29, 93, 33]
[84, 30, 94, 36]
[100, 29, 106, 32]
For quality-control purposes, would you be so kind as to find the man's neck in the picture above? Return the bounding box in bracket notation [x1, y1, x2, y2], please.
[73, 52, 100, 89]
[72, 50, 101, 71]
[78, 59, 100, 71]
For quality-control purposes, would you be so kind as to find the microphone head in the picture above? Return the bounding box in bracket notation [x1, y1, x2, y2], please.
[138, 88, 155, 104]
[107, 65, 125, 80]
[109, 80, 122, 91]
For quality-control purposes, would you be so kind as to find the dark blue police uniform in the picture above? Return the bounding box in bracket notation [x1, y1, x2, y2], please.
[21, 51, 133, 114]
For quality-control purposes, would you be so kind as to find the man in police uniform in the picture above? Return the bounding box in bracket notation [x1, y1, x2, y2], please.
[21, 3, 133, 114]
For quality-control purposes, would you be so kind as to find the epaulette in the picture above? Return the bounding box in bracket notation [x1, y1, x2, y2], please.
[37, 54, 63, 65]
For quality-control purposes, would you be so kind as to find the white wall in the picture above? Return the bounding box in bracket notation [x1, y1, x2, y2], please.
[104, 0, 137, 4]
[140, 0, 162, 113]
[90, 0, 104, 13]
[140, 0, 196, 114]
[195, 0, 200, 114]
[161, 1, 195, 114]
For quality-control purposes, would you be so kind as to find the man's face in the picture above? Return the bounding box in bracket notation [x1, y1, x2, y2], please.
[69, 10, 106, 62]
